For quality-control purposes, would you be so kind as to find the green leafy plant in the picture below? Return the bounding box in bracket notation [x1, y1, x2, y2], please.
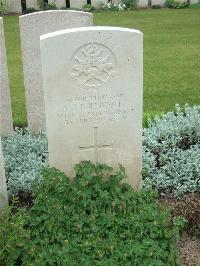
[0, 162, 184, 265]
[82, 4, 95, 12]
[45, 0, 57, 10]
[122, 0, 138, 9]
[0, 204, 30, 265]
[37, 0, 57, 10]
[152, 4, 161, 8]
[37, 0, 47, 9]
[0, 0, 10, 15]
[100, 1, 127, 11]
[165, 0, 189, 8]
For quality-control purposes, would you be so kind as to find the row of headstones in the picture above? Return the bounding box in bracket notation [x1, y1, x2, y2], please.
[0, 10, 143, 210]
[9, 0, 116, 13]
[0, 10, 93, 209]
[9, 0, 199, 13]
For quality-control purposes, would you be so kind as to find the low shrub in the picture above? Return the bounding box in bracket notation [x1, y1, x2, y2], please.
[143, 104, 200, 197]
[100, 1, 127, 11]
[152, 4, 161, 8]
[0, 162, 185, 265]
[122, 0, 138, 9]
[37, 0, 57, 10]
[2, 129, 48, 195]
[0, 204, 29, 265]
[82, 4, 95, 12]
[45, 1, 57, 10]
[37, 0, 48, 9]
[165, 0, 189, 8]
[101, 0, 138, 11]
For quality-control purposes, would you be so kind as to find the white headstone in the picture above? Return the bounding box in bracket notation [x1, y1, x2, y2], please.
[137, 0, 149, 7]
[70, 0, 86, 9]
[26, 0, 38, 9]
[151, 0, 165, 6]
[0, 137, 8, 211]
[0, 18, 13, 136]
[190, 0, 199, 3]
[10, 0, 22, 13]
[20, 10, 93, 134]
[55, 0, 66, 8]
[41, 27, 143, 188]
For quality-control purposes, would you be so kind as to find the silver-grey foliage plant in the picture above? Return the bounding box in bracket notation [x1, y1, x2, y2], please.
[2, 129, 48, 195]
[1, 104, 200, 197]
[143, 104, 200, 197]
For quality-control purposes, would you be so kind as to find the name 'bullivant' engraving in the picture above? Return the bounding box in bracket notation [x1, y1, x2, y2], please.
[57, 93, 134, 125]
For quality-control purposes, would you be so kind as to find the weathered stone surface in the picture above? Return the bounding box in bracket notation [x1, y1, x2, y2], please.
[55, 0, 66, 8]
[0, 18, 13, 136]
[151, 0, 165, 6]
[137, 0, 149, 7]
[26, 0, 38, 9]
[41, 26, 143, 188]
[0, 137, 8, 211]
[20, 10, 93, 134]
[10, 0, 22, 13]
[190, 0, 199, 3]
[70, 0, 86, 8]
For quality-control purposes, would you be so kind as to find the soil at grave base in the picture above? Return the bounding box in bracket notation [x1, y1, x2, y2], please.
[177, 233, 200, 266]
[159, 194, 200, 266]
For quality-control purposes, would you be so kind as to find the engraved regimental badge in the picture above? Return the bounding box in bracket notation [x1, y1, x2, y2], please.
[71, 43, 117, 90]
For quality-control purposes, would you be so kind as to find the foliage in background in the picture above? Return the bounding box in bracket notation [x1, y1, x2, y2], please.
[101, 1, 127, 11]
[82, 4, 95, 12]
[0, 162, 185, 265]
[0, 0, 10, 15]
[143, 104, 200, 197]
[122, 0, 138, 9]
[2, 129, 48, 195]
[100, 0, 138, 11]
[152, 4, 161, 8]
[165, 0, 189, 8]
[45, 1, 57, 10]
[0, 204, 29, 265]
[37, 0, 47, 9]
[37, 0, 57, 10]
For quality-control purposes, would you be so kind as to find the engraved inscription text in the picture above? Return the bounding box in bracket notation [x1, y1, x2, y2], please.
[57, 93, 134, 125]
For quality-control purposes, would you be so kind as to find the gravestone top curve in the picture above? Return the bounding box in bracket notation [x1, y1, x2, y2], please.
[20, 10, 93, 134]
[20, 9, 93, 19]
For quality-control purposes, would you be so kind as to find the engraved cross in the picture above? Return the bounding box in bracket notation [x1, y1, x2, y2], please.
[79, 127, 113, 163]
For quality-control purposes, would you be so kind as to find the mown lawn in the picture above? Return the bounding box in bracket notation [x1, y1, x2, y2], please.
[3, 8, 200, 126]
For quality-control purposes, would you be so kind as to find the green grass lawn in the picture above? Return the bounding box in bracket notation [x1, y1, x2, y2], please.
[3, 8, 200, 126]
